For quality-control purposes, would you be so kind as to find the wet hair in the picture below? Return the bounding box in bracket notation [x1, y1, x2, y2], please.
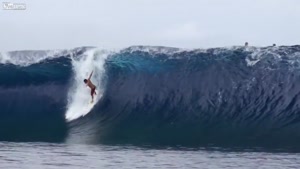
[84, 79, 88, 83]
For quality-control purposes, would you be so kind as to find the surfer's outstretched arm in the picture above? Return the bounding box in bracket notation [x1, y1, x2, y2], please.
[88, 71, 93, 81]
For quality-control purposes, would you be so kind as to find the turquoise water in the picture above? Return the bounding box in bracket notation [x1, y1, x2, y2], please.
[2, 46, 300, 168]
[1, 142, 299, 169]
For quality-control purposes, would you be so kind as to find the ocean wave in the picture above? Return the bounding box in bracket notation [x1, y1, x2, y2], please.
[1, 45, 300, 146]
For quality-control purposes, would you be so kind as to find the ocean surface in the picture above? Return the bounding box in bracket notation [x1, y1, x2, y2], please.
[1, 142, 300, 169]
[1, 45, 300, 168]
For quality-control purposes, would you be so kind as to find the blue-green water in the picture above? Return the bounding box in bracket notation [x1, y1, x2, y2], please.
[2, 46, 300, 168]
[1, 142, 299, 169]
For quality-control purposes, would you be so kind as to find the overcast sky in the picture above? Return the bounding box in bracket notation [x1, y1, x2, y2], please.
[0, 0, 300, 51]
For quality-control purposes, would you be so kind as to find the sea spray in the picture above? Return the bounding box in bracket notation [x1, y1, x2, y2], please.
[65, 49, 109, 121]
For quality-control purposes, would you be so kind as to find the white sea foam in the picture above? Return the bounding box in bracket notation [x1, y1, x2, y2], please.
[65, 49, 109, 121]
[0, 50, 68, 66]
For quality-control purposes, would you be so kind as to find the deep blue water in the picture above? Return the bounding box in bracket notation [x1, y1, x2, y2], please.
[1, 45, 300, 148]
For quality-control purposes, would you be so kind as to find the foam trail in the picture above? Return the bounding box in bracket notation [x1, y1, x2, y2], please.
[65, 49, 108, 121]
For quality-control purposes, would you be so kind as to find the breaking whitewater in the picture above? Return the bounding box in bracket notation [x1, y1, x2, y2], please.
[1, 45, 300, 147]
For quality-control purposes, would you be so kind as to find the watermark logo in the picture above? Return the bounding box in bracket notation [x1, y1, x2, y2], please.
[3, 2, 26, 10]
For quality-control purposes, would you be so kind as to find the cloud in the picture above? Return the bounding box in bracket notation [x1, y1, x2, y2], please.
[0, 0, 299, 50]
[160, 22, 205, 41]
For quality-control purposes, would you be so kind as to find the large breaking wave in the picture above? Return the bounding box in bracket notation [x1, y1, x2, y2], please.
[1, 45, 300, 147]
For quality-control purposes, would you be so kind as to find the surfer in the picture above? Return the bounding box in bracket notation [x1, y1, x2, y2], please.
[84, 71, 97, 103]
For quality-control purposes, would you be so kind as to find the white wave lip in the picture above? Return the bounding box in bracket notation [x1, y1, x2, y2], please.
[0, 50, 68, 66]
[65, 49, 109, 121]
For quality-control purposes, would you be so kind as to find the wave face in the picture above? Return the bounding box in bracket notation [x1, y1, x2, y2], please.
[1, 45, 300, 146]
